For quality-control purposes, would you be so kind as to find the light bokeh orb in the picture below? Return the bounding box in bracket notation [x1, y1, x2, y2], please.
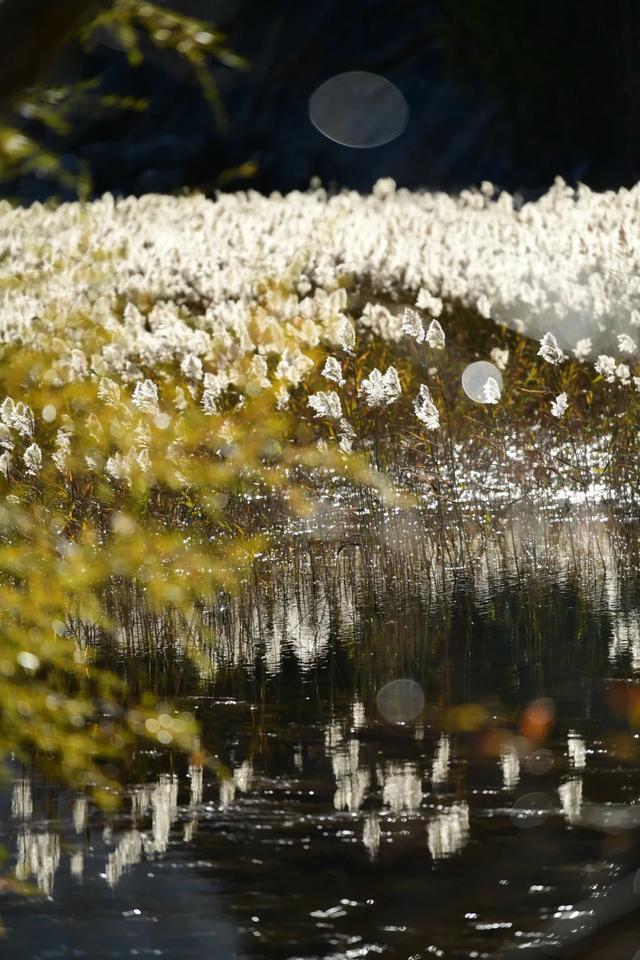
[510, 792, 553, 829]
[376, 678, 425, 724]
[525, 748, 555, 775]
[309, 71, 409, 148]
[461, 361, 504, 403]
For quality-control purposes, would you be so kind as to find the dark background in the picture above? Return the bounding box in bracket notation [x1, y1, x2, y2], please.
[2, 0, 640, 200]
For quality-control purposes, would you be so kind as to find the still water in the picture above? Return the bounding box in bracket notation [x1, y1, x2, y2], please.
[2, 518, 640, 959]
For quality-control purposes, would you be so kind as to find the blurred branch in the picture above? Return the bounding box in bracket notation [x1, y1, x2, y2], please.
[80, 1, 249, 130]
[0, 0, 107, 103]
[0, 1, 249, 198]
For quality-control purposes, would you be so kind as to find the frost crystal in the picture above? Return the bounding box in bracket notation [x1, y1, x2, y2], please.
[275, 385, 290, 410]
[0, 424, 13, 451]
[136, 448, 150, 472]
[416, 289, 443, 317]
[401, 308, 425, 343]
[132, 379, 159, 414]
[308, 390, 343, 420]
[617, 333, 636, 354]
[573, 338, 592, 360]
[538, 332, 565, 365]
[550, 392, 569, 418]
[361, 303, 402, 341]
[181, 353, 203, 381]
[23, 443, 42, 475]
[337, 318, 356, 353]
[203, 372, 229, 399]
[275, 347, 314, 386]
[616, 363, 631, 384]
[174, 387, 188, 411]
[52, 430, 71, 473]
[482, 377, 501, 404]
[338, 417, 356, 453]
[97, 378, 121, 407]
[245, 355, 270, 394]
[426, 319, 446, 350]
[105, 453, 131, 484]
[373, 177, 396, 199]
[201, 390, 218, 415]
[414, 385, 440, 429]
[359, 367, 401, 408]
[1, 398, 34, 437]
[337, 417, 355, 452]
[489, 347, 509, 370]
[321, 356, 345, 386]
[477, 295, 491, 319]
[595, 354, 616, 382]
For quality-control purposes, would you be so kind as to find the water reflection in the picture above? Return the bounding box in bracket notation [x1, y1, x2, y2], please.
[106, 828, 143, 887]
[4, 515, 640, 957]
[69, 850, 83, 882]
[500, 740, 521, 789]
[362, 812, 380, 862]
[10, 779, 32, 820]
[559, 777, 583, 825]
[609, 616, 640, 669]
[3, 705, 634, 934]
[427, 803, 470, 861]
[72, 796, 87, 834]
[16, 827, 60, 895]
[568, 730, 587, 770]
[431, 734, 451, 785]
[380, 761, 422, 815]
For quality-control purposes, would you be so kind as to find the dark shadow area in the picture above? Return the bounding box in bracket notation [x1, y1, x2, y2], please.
[0, 0, 638, 199]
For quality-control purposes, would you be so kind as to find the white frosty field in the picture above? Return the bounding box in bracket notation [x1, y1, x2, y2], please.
[0, 177, 639, 508]
[1, 176, 639, 378]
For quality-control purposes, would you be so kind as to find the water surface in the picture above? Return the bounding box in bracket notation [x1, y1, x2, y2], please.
[3, 518, 640, 959]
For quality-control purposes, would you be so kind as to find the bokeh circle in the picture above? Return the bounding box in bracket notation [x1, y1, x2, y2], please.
[510, 792, 554, 829]
[376, 679, 425, 724]
[461, 361, 504, 403]
[309, 71, 409, 148]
